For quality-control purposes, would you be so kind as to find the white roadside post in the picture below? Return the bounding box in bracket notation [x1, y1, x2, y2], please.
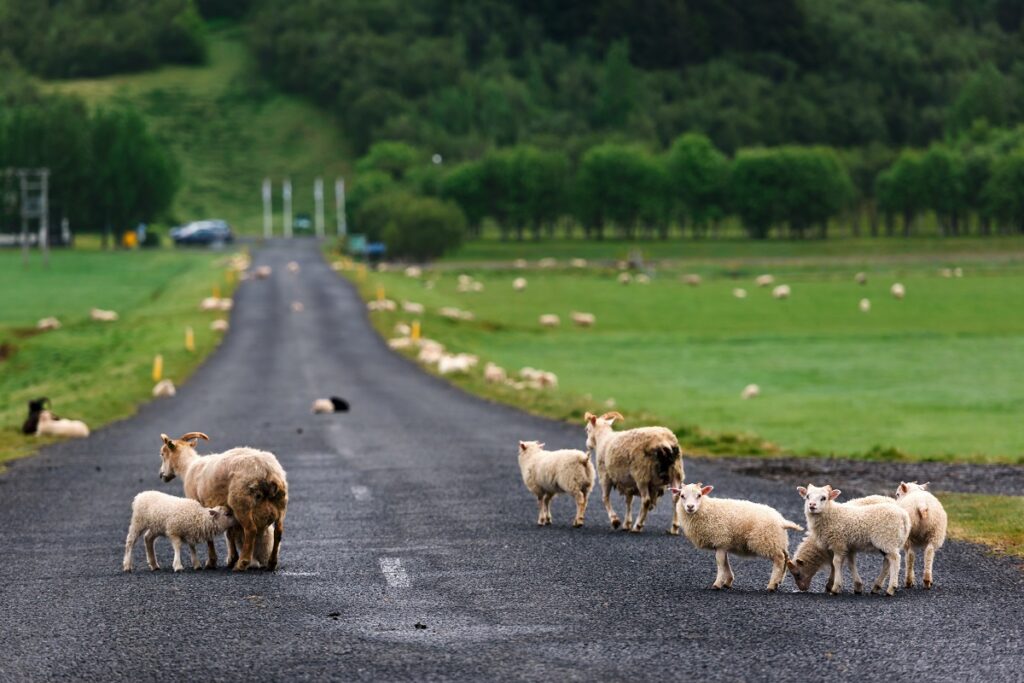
[262, 177, 273, 239]
[335, 177, 347, 238]
[314, 177, 325, 238]
[283, 178, 293, 239]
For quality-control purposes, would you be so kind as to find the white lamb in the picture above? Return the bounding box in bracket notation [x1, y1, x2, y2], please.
[254, 265, 272, 279]
[404, 266, 422, 278]
[895, 481, 947, 589]
[740, 384, 760, 400]
[36, 410, 89, 438]
[388, 337, 413, 350]
[755, 274, 775, 287]
[517, 440, 595, 527]
[798, 484, 911, 596]
[210, 319, 229, 333]
[570, 311, 595, 327]
[570, 258, 587, 268]
[732, 288, 747, 299]
[891, 282, 906, 299]
[854, 272, 867, 285]
[513, 277, 527, 292]
[585, 411, 684, 534]
[617, 272, 632, 285]
[772, 284, 791, 299]
[672, 483, 802, 591]
[90, 308, 119, 322]
[367, 299, 397, 312]
[153, 379, 176, 398]
[287, 261, 300, 273]
[401, 301, 425, 314]
[199, 297, 222, 311]
[37, 317, 61, 331]
[484, 362, 507, 383]
[538, 258, 557, 268]
[123, 491, 237, 572]
[539, 314, 560, 328]
[635, 273, 651, 284]
[417, 340, 445, 365]
[438, 353, 478, 375]
[682, 273, 701, 287]
[859, 298, 871, 313]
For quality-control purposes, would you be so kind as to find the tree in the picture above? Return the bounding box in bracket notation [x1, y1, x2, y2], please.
[729, 149, 786, 239]
[575, 143, 663, 239]
[379, 193, 467, 260]
[347, 170, 395, 231]
[595, 40, 636, 128]
[983, 150, 1024, 233]
[876, 151, 927, 236]
[355, 141, 424, 181]
[440, 161, 488, 237]
[919, 144, 967, 235]
[947, 65, 1014, 135]
[666, 133, 729, 237]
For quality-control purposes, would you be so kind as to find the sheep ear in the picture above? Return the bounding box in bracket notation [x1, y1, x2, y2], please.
[600, 411, 624, 424]
[898, 482, 908, 493]
[920, 482, 929, 490]
[787, 560, 799, 572]
[584, 412, 597, 425]
[519, 441, 527, 451]
[669, 487, 682, 496]
[209, 509, 217, 517]
[701, 485, 714, 496]
[797, 486, 807, 497]
[829, 489, 842, 500]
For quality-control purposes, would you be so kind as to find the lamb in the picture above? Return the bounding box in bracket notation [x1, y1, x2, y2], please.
[439, 306, 473, 321]
[401, 301, 425, 314]
[254, 265, 272, 279]
[519, 367, 557, 388]
[672, 483, 802, 591]
[484, 362, 507, 383]
[388, 337, 413, 349]
[217, 299, 233, 311]
[538, 257, 557, 268]
[772, 284, 791, 299]
[36, 410, 89, 438]
[158, 432, 288, 571]
[539, 314, 560, 328]
[617, 272, 632, 285]
[635, 273, 651, 284]
[367, 299, 397, 312]
[290, 301, 305, 312]
[755, 274, 775, 287]
[153, 379, 176, 398]
[797, 484, 911, 595]
[417, 340, 445, 365]
[859, 298, 871, 313]
[585, 411, 684, 534]
[122, 491, 236, 572]
[517, 440, 595, 527]
[513, 277, 527, 292]
[787, 495, 897, 592]
[570, 258, 588, 268]
[90, 308, 119, 322]
[741, 384, 760, 400]
[733, 288, 747, 299]
[287, 261, 300, 273]
[895, 481, 947, 589]
[513, 258, 528, 269]
[404, 266, 422, 278]
[21, 397, 55, 435]
[37, 317, 61, 331]
[438, 353, 478, 375]
[199, 297, 222, 311]
[854, 272, 867, 285]
[210, 319, 229, 332]
[682, 273, 701, 287]
[312, 396, 351, 414]
[891, 282, 905, 299]
[570, 311, 595, 327]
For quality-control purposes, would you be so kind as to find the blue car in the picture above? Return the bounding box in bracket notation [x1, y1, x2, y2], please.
[171, 220, 234, 246]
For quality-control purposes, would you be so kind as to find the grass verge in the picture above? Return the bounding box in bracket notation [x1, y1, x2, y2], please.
[939, 493, 1024, 559]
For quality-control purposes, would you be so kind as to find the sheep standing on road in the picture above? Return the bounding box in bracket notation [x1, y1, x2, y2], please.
[672, 483, 802, 591]
[122, 491, 236, 572]
[312, 396, 351, 414]
[153, 379, 176, 398]
[895, 482, 947, 589]
[517, 440, 595, 527]
[585, 411, 684, 534]
[798, 484, 910, 595]
[36, 410, 89, 438]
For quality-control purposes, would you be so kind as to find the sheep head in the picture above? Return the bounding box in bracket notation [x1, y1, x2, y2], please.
[159, 431, 209, 482]
[584, 411, 624, 450]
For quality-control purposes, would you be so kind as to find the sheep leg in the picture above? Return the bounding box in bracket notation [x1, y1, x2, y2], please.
[188, 543, 200, 570]
[712, 549, 730, 589]
[543, 493, 554, 525]
[922, 544, 936, 589]
[825, 552, 836, 593]
[122, 525, 141, 572]
[884, 551, 900, 596]
[668, 493, 681, 536]
[848, 551, 863, 594]
[722, 553, 735, 588]
[600, 478, 621, 529]
[205, 540, 219, 570]
[170, 536, 184, 573]
[905, 544, 917, 588]
[631, 489, 653, 533]
[226, 528, 241, 567]
[233, 518, 258, 571]
[572, 490, 587, 528]
[623, 493, 634, 531]
[871, 557, 890, 594]
[767, 554, 786, 592]
[144, 531, 159, 571]
[829, 552, 845, 594]
[536, 494, 546, 526]
[267, 520, 283, 571]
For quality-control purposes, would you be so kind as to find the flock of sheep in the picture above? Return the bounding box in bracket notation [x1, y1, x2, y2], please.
[518, 410, 947, 595]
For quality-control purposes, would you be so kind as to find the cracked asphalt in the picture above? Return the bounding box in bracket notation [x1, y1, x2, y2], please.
[1, 240, 1021, 682]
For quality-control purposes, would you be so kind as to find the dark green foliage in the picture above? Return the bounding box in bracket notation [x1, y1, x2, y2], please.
[983, 151, 1024, 230]
[360, 192, 466, 261]
[666, 133, 730, 235]
[576, 144, 666, 239]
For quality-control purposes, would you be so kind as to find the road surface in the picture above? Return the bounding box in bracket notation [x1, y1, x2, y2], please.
[1, 240, 1021, 681]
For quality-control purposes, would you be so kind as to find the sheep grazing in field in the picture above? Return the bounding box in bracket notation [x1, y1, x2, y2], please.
[123, 491, 237, 572]
[755, 274, 775, 287]
[153, 379, 176, 398]
[484, 362, 507, 384]
[90, 308, 119, 322]
[682, 273, 701, 287]
[367, 299, 397, 312]
[312, 396, 351, 414]
[570, 311, 595, 327]
[417, 340, 445, 365]
[635, 273, 651, 284]
[401, 301, 425, 315]
[217, 299, 233, 311]
[520, 367, 558, 388]
[585, 411, 684, 534]
[854, 272, 868, 285]
[895, 482, 947, 589]
[772, 284, 791, 299]
[797, 484, 910, 595]
[394, 322, 412, 336]
[740, 384, 760, 400]
[513, 277, 528, 292]
[388, 337, 413, 349]
[517, 440, 595, 527]
[438, 353, 479, 375]
[210, 319, 229, 333]
[672, 483, 802, 591]
[890, 282, 906, 299]
[200, 297, 222, 311]
[439, 306, 474, 321]
[513, 258, 528, 269]
[254, 265, 272, 279]
[787, 495, 896, 592]
[940, 268, 953, 278]
[36, 410, 89, 438]
[158, 432, 288, 571]
[954, 267, 963, 278]
[290, 301, 305, 313]
[404, 266, 422, 278]
[538, 258, 557, 268]
[539, 314, 561, 328]
[617, 272, 633, 285]
[37, 317, 61, 331]
[733, 288, 747, 299]
[22, 397, 55, 435]
[570, 258, 588, 268]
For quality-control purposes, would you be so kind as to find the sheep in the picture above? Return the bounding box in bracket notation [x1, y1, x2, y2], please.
[585, 411, 684, 534]
[254, 265, 272, 279]
[635, 273, 651, 284]
[940, 268, 953, 278]
[312, 397, 351, 414]
[954, 267, 963, 278]
[158, 432, 288, 571]
[438, 353, 478, 375]
[122, 491, 236, 572]
[854, 272, 867, 285]
[37, 317, 61, 331]
[401, 301, 425, 315]
[733, 288, 747, 299]
[286, 261, 300, 273]
[772, 284, 791, 299]
[539, 314, 560, 328]
[394, 322, 412, 336]
[570, 311, 595, 327]
[417, 340, 445, 365]
[439, 306, 474, 321]
[538, 257, 557, 268]
[797, 484, 911, 596]
[520, 367, 557, 388]
[891, 282, 905, 299]
[200, 297, 222, 311]
[513, 258, 528, 269]
[404, 266, 422, 278]
[755, 274, 775, 287]
[787, 495, 897, 592]
[570, 258, 588, 268]
[367, 299, 397, 312]
[682, 273, 701, 287]
[90, 308, 119, 322]
[618, 272, 632, 285]
[513, 277, 527, 292]
[218, 299, 233, 311]
[36, 410, 89, 438]
[153, 379, 176, 398]
[21, 397, 54, 435]
[859, 298, 871, 313]
[290, 301, 305, 313]
[484, 362, 507, 384]
[895, 482, 947, 589]
[210, 319, 229, 333]
[672, 483, 802, 591]
[388, 337, 413, 349]
[740, 384, 760, 400]
[517, 440, 595, 527]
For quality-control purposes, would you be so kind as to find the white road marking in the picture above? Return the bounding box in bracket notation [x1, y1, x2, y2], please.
[379, 557, 410, 588]
[351, 485, 371, 501]
[278, 571, 319, 577]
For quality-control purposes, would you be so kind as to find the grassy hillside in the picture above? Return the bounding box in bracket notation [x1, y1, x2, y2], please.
[44, 26, 350, 235]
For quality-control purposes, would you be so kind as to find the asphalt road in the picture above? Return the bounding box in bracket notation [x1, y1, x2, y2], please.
[1, 240, 1021, 682]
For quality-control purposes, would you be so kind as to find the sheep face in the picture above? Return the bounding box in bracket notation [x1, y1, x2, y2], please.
[787, 558, 815, 591]
[158, 432, 210, 481]
[584, 411, 623, 450]
[895, 481, 929, 500]
[798, 484, 840, 515]
[671, 483, 713, 514]
[209, 506, 237, 532]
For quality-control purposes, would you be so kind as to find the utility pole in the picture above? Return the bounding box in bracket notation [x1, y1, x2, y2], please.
[262, 178, 273, 239]
[283, 178, 293, 239]
[314, 177, 325, 238]
[335, 177, 347, 238]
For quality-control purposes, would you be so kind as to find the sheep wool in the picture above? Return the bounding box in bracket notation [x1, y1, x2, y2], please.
[539, 314, 560, 328]
[153, 379, 177, 398]
[123, 491, 236, 572]
[35, 410, 89, 438]
[37, 317, 61, 331]
[517, 440, 595, 527]
[895, 482, 947, 589]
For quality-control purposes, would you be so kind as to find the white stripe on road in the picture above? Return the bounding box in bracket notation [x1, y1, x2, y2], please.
[351, 485, 371, 501]
[379, 557, 410, 588]
[278, 571, 319, 577]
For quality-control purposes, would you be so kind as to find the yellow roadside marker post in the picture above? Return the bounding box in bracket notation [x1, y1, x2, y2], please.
[411, 321, 421, 342]
[152, 355, 164, 382]
[185, 326, 195, 353]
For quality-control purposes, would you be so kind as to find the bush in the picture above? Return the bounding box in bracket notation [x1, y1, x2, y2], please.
[367, 193, 466, 261]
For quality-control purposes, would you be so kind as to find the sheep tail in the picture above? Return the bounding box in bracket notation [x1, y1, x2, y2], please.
[917, 503, 928, 520]
[782, 519, 803, 532]
[249, 476, 287, 503]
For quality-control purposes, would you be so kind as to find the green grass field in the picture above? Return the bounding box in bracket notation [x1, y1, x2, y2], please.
[353, 246, 1024, 464]
[0, 249, 237, 464]
[941, 493, 1024, 557]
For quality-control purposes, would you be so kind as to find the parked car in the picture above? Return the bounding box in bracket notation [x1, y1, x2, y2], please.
[170, 220, 234, 246]
[293, 213, 313, 233]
